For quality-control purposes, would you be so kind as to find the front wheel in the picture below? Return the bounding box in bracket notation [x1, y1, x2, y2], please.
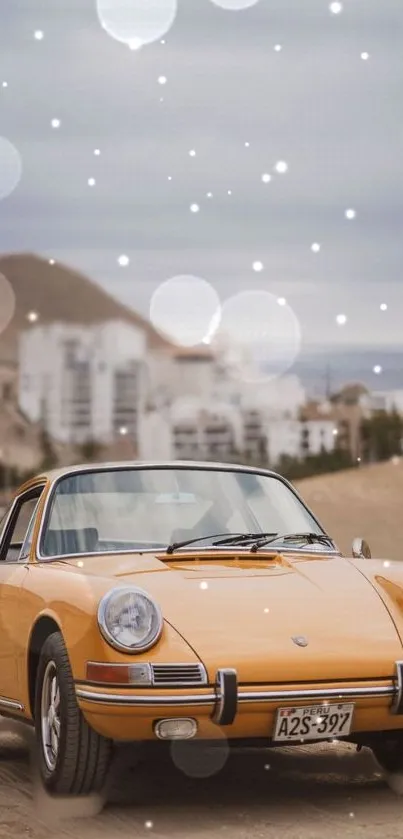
[34, 631, 113, 796]
[372, 737, 403, 794]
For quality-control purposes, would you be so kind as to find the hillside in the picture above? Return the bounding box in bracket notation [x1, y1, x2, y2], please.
[295, 459, 403, 561]
[0, 252, 170, 364]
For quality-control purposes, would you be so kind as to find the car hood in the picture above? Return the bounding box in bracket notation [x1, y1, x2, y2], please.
[68, 549, 403, 684]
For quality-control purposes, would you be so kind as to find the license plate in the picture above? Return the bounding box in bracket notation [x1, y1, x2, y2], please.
[273, 702, 354, 742]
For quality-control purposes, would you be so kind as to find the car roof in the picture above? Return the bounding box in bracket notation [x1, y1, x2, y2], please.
[34, 460, 284, 484]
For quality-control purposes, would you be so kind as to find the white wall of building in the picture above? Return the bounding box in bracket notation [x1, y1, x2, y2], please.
[91, 321, 147, 443]
[213, 371, 306, 420]
[254, 375, 307, 418]
[147, 352, 216, 407]
[51, 327, 93, 444]
[19, 321, 147, 445]
[266, 420, 301, 464]
[137, 410, 173, 460]
[266, 419, 336, 466]
[168, 397, 241, 461]
[137, 402, 336, 466]
[360, 390, 403, 415]
[172, 356, 215, 401]
[19, 319, 333, 466]
[19, 326, 48, 422]
[137, 397, 242, 461]
[19, 323, 92, 441]
[304, 420, 336, 456]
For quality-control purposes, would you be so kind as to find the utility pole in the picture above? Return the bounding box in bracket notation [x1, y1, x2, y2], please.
[325, 363, 332, 401]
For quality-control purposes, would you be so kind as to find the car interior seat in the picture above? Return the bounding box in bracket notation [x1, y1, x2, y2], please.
[169, 508, 228, 546]
[42, 527, 99, 556]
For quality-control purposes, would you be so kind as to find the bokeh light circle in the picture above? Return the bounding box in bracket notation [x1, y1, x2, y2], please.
[0, 274, 16, 335]
[149, 275, 221, 348]
[209, 0, 260, 9]
[211, 290, 301, 383]
[96, 0, 178, 47]
[0, 138, 22, 200]
[170, 736, 230, 778]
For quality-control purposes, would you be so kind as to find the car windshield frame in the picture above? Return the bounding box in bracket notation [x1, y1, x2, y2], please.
[35, 463, 333, 561]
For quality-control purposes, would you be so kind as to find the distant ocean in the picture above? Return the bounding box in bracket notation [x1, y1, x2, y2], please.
[290, 344, 403, 398]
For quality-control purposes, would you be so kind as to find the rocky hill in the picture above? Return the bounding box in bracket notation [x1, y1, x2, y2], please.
[0, 252, 170, 364]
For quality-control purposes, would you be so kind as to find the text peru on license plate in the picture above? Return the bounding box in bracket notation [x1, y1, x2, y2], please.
[273, 703, 355, 742]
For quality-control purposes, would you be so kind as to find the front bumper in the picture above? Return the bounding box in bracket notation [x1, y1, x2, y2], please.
[76, 661, 403, 723]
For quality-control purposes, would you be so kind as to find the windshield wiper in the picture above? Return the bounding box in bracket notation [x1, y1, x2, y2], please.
[166, 532, 278, 554]
[212, 532, 278, 547]
[250, 532, 335, 553]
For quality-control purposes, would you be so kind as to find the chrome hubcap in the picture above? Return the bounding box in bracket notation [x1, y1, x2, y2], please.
[41, 661, 61, 772]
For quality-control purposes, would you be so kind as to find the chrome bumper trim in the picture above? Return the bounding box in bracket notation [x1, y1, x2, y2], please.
[0, 696, 24, 712]
[76, 689, 217, 706]
[391, 661, 403, 714]
[76, 683, 395, 708]
[239, 686, 395, 702]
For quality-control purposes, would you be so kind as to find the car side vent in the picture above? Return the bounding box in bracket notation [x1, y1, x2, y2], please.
[151, 664, 207, 687]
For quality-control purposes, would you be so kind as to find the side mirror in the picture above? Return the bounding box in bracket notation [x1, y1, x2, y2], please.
[352, 537, 371, 559]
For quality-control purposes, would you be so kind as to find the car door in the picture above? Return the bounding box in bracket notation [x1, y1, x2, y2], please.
[0, 485, 45, 710]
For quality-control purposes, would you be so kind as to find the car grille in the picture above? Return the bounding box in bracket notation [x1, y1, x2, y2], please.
[151, 663, 208, 687]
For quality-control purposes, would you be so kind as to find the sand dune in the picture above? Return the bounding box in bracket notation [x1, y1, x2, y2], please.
[295, 459, 403, 561]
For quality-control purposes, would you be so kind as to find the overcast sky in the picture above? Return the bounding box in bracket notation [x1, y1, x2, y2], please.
[1, 0, 402, 356]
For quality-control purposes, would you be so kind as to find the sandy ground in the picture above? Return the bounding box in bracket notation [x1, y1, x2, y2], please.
[2, 459, 403, 836]
[1, 721, 403, 839]
[295, 458, 403, 560]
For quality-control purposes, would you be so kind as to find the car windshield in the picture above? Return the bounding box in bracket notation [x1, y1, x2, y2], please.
[39, 467, 325, 557]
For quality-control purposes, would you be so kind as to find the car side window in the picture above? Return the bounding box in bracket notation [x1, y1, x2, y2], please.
[0, 489, 44, 563]
[0, 504, 12, 543]
[19, 499, 42, 561]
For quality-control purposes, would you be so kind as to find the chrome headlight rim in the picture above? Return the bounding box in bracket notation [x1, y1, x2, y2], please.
[98, 586, 163, 654]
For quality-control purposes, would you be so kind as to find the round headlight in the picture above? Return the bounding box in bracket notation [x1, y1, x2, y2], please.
[98, 587, 163, 653]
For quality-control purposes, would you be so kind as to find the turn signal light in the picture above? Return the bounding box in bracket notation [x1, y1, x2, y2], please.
[86, 662, 152, 685]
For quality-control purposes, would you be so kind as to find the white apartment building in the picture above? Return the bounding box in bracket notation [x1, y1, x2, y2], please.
[251, 375, 307, 419]
[137, 400, 336, 466]
[18, 319, 327, 466]
[19, 321, 147, 446]
[360, 390, 403, 416]
[170, 397, 242, 461]
[265, 419, 336, 466]
[241, 409, 267, 460]
[138, 396, 241, 462]
[91, 322, 146, 444]
[212, 365, 306, 419]
[147, 347, 216, 408]
[302, 419, 337, 456]
[265, 420, 301, 464]
[137, 410, 174, 460]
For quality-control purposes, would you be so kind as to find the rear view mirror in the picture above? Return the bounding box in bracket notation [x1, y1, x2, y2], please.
[352, 537, 371, 559]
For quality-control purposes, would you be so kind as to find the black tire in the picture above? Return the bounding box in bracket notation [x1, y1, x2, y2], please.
[34, 631, 113, 796]
[372, 735, 403, 772]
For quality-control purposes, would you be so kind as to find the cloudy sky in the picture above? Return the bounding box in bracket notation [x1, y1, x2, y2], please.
[1, 0, 402, 356]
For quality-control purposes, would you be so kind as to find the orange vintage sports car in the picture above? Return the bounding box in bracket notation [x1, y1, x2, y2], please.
[1, 460, 403, 801]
